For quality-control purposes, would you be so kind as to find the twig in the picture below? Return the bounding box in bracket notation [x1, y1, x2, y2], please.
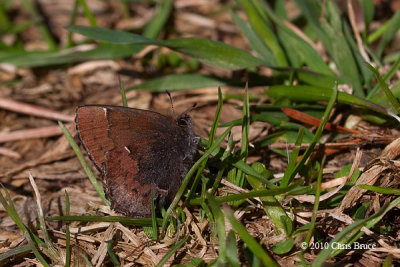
[347, 0, 371, 64]
[0, 147, 22, 159]
[0, 125, 64, 143]
[0, 98, 74, 122]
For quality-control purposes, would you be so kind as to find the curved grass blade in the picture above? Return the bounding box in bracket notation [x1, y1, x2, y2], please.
[359, 0, 374, 33]
[232, 159, 274, 188]
[247, 162, 292, 235]
[375, 10, 400, 58]
[77, 0, 97, 27]
[2, 43, 142, 67]
[303, 156, 325, 245]
[235, 85, 250, 187]
[128, 74, 236, 92]
[364, 62, 400, 114]
[161, 126, 233, 234]
[266, 85, 388, 115]
[280, 84, 337, 187]
[142, 0, 173, 39]
[281, 127, 304, 188]
[238, 0, 287, 66]
[189, 183, 299, 205]
[262, 3, 333, 75]
[107, 240, 120, 266]
[367, 56, 400, 99]
[358, 184, 400, 195]
[155, 236, 188, 267]
[67, 25, 266, 69]
[65, 191, 71, 267]
[223, 206, 279, 267]
[208, 195, 227, 265]
[186, 88, 223, 202]
[312, 196, 400, 265]
[47, 215, 162, 226]
[231, 11, 276, 66]
[162, 37, 266, 69]
[67, 25, 154, 44]
[21, 0, 56, 50]
[0, 185, 49, 266]
[0, 244, 31, 262]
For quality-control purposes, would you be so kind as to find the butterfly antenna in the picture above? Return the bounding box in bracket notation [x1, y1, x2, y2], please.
[182, 102, 197, 115]
[166, 90, 175, 117]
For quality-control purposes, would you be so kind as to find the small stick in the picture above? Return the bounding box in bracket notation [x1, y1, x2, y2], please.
[0, 98, 74, 122]
[0, 125, 63, 143]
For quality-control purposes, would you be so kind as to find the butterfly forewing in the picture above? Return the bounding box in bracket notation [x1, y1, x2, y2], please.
[75, 105, 197, 218]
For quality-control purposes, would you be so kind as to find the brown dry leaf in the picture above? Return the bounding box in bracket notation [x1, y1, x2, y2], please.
[340, 137, 400, 211]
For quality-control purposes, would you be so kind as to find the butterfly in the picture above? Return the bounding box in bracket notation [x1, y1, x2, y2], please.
[75, 105, 198, 218]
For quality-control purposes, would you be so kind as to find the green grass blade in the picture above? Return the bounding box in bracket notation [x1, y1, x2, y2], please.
[142, 0, 173, 39]
[107, 241, 120, 266]
[65, 191, 71, 267]
[47, 215, 162, 226]
[190, 183, 299, 205]
[20, 0, 57, 50]
[67, 26, 266, 69]
[211, 133, 234, 196]
[262, 4, 332, 75]
[238, 0, 287, 66]
[66, 0, 79, 48]
[367, 18, 392, 43]
[235, 85, 250, 187]
[304, 155, 325, 245]
[128, 74, 236, 92]
[186, 87, 223, 202]
[0, 186, 49, 266]
[162, 37, 266, 69]
[321, 2, 364, 97]
[2, 43, 143, 67]
[0, 244, 32, 261]
[155, 236, 188, 267]
[231, 11, 276, 66]
[247, 162, 292, 235]
[151, 191, 158, 240]
[232, 160, 274, 188]
[284, 68, 337, 88]
[67, 25, 154, 44]
[266, 85, 388, 115]
[77, 0, 97, 27]
[223, 207, 279, 267]
[312, 196, 400, 265]
[118, 76, 128, 107]
[280, 84, 337, 187]
[161, 126, 233, 234]
[367, 55, 400, 99]
[360, 0, 375, 33]
[281, 127, 304, 189]
[358, 184, 400, 195]
[376, 10, 400, 58]
[208, 195, 227, 263]
[29, 173, 62, 263]
[295, 0, 364, 97]
[342, 22, 374, 85]
[364, 62, 400, 114]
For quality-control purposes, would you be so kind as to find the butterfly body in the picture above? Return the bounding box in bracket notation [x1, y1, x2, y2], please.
[75, 105, 197, 218]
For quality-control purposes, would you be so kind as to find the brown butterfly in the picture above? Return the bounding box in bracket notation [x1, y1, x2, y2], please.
[75, 105, 198, 218]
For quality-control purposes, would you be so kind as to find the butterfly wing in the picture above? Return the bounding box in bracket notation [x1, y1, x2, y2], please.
[75, 105, 197, 217]
[75, 105, 175, 170]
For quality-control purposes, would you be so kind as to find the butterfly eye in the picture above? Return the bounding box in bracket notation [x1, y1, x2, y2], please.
[178, 118, 188, 126]
[177, 115, 192, 127]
